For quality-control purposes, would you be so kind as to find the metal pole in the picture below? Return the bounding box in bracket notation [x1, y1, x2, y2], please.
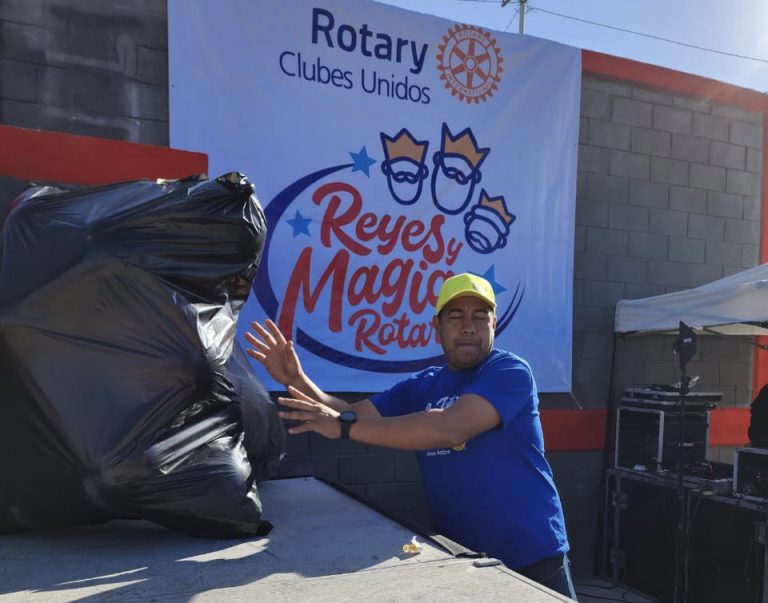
[519, 0, 527, 34]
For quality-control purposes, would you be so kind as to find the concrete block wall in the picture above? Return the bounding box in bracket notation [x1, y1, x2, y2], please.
[576, 77, 763, 415]
[0, 0, 168, 145]
[277, 429, 431, 528]
[567, 76, 762, 573]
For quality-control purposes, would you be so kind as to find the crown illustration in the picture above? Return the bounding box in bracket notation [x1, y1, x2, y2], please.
[479, 190, 514, 224]
[440, 123, 489, 169]
[381, 129, 428, 164]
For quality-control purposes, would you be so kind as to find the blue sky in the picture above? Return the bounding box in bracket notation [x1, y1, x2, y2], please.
[376, 0, 768, 94]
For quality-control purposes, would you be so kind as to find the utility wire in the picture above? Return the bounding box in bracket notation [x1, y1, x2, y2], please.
[529, 5, 768, 64]
[503, 7, 519, 32]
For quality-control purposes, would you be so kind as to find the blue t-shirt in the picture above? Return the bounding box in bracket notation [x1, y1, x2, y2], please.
[370, 348, 569, 570]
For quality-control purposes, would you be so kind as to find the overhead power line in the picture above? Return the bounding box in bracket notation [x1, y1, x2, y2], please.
[529, 6, 768, 64]
[502, 7, 519, 32]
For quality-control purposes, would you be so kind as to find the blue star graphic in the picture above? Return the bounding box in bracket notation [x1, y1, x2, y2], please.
[349, 146, 377, 177]
[286, 210, 312, 237]
[473, 266, 507, 297]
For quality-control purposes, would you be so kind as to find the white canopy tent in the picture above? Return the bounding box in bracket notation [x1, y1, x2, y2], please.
[614, 262, 768, 336]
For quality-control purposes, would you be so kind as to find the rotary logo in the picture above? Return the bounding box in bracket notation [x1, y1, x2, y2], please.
[436, 24, 504, 104]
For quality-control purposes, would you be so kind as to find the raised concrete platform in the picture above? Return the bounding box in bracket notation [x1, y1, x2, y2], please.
[0, 477, 573, 602]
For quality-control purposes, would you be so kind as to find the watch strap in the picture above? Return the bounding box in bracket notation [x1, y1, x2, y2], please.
[340, 419, 352, 440]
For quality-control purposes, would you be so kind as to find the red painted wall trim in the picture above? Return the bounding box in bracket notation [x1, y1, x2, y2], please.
[582, 50, 768, 114]
[542, 408, 749, 452]
[0, 124, 207, 186]
[541, 409, 607, 452]
[709, 408, 751, 447]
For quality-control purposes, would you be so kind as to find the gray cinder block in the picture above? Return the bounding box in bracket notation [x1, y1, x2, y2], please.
[653, 105, 692, 135]
[690, 163, 726, 191]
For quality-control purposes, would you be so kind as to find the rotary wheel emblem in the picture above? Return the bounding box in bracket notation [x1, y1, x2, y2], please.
[436, 24, 504, 104]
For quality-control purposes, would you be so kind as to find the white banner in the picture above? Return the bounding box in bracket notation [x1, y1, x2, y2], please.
[169, 0, 580, 392]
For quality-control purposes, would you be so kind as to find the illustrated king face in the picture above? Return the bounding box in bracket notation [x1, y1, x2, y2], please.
[380, 129, 430, 205]
[463, 189, 516, 254]
[430, 123, 490, 215]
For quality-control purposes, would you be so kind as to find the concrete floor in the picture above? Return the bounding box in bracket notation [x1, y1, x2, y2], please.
[0, 476, 662, 603]
[0, 477, 584, 602]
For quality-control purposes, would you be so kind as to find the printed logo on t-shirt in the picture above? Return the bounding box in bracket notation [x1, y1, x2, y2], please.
[425, 395, 458, 411]
[424, 395, 466, 456]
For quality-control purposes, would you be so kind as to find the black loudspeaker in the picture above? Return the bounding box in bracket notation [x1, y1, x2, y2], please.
[604, 471, 678, 602]
[604, 469, 767, 603]
[687, 495, 766, 603]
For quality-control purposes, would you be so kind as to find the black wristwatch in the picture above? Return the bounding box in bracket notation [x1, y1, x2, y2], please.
[338, 410, 357, 440]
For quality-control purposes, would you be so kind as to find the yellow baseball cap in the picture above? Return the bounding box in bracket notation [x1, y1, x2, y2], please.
[435, 273, 496, 316]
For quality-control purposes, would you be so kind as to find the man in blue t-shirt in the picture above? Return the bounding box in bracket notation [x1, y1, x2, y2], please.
[245, 273, 576, 600]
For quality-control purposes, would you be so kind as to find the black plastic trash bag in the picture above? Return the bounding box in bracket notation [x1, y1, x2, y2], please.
[0, 172, 284, 537]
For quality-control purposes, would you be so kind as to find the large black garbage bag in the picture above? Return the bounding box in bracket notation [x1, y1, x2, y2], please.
[0, 173, 285, 537]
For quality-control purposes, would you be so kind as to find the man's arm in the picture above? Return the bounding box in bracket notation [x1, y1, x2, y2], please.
[278, 388, 500, 450]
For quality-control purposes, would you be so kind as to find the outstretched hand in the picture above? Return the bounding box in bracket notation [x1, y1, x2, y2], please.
[278, 386, 342, 439]
[244, 319, 303, 387]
